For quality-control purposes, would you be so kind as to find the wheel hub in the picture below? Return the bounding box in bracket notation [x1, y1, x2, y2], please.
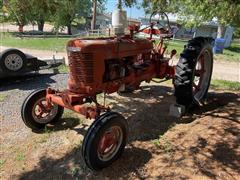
[4, 54, 23, 71]
[32, 98, 58, 124]
[192, 49, 212, 102]
[97, 126, 123, 162]
[193, 55, 205, 93]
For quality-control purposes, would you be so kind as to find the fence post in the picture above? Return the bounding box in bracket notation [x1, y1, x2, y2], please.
[98, 29, 100, 37]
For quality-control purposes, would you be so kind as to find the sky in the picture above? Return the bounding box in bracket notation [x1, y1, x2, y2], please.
[106, 0, 146, 19]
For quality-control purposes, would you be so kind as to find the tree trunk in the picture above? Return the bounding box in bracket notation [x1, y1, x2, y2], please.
[217, 24, 225, 38]
[37, 20, 45, 32]
[67, 24, 72, 35]
[91, 0, 97, 30]
[18, 24, 24, 33]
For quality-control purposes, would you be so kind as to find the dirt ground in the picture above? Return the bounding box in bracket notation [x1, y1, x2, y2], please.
[0, 73, 239, 179]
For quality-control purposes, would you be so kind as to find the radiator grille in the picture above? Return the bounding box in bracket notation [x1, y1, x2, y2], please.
[68, 52, 94, 83]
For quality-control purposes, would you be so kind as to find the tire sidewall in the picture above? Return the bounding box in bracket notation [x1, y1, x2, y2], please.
[83, 113, 128, 170]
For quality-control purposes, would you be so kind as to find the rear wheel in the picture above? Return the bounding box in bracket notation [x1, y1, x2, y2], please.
[174, 37, 213, 107]
[82, 112, 128, 170]
[21, 89, 64, 130]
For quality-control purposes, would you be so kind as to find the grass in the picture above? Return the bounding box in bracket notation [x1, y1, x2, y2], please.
[1, 32, 239, 61]
[57, 64, 69, 73]
[162, 39, 240, 62]
[152, 135, 163, 147]
[0, 159, 6, 167]
[70, 166, 80, 177]
[214, 41, 240, 62]
[0, 94, 7, 102]
[152, 135, 174, 154]
[0, 33, 70, 52]
[16, 153, 25, 161]
[166, 39, 186, 56]
[62, 110, 85, 125]
[211, 79, 240, 91]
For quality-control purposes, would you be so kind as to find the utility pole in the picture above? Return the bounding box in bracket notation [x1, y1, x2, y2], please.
[91, 0, 97, 30]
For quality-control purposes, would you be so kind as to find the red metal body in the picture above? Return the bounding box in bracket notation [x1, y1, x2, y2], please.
[46, 27, 176, 119]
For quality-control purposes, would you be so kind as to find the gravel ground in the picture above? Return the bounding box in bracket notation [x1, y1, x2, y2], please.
[0, 71, 239, 179]
[0, 72, 68, 136]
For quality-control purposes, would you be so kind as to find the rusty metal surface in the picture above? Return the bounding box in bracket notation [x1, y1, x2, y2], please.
[46, 28, 176, 119]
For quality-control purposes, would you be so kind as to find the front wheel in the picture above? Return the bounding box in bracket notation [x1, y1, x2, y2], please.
[21, 89, 64, 130]
[82, 112, 128, 170]
[174, 37, 213, 107]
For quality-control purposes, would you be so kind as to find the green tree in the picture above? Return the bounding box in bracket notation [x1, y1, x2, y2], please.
[54, 0, 92, 35]
[117, 0, 137, 8]
[3, 0, 32, 32]
[142, 0, 240, 38]
[28, 0, 57, 31]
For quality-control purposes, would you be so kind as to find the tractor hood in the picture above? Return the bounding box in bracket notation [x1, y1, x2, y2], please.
[66, 37, 153, 59]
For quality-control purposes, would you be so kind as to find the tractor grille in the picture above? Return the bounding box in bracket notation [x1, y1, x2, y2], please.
[68, 52, 94, 83]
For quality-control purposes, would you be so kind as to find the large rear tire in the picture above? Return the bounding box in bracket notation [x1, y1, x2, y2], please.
[173, 37, 213, 107]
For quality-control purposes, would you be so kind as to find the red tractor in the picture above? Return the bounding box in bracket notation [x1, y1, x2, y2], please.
[21, 11, 213, 170]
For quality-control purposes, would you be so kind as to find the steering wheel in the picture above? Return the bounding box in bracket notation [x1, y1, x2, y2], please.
[129, 10, 173, 38]
[149, 10, 172, 35]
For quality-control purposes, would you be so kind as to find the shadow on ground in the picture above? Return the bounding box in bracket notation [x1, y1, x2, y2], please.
[0, 73, 60, 91]
[12, 85, 240, 179]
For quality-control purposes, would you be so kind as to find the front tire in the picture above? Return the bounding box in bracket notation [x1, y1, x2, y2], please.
[174, 37, 213, 107]
[82, 112, 128, 170]
[21, 89, 64, 130]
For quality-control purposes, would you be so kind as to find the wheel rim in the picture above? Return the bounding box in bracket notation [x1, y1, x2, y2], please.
[97, 126, 123, 162]
[192, 49, 212, 102]
[4, 54, 23, 71]
[32, 97, 59, 124]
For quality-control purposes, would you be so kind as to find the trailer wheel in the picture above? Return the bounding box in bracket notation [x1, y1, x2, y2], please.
[21, 89, 64, 130]
[174, 37, 213, 107]
[82, 112, 128, 170]
[0, 49, 26, 72]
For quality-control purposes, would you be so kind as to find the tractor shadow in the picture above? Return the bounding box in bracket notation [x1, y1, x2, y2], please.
[14, 144, 151, 180]
[108, 85, 239, 141]
[14, 84, 239, 179]
[32, 116, 87, 135]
